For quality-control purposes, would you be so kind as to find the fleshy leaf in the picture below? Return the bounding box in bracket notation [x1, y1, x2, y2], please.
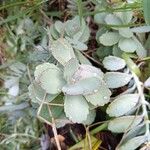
[119, 136, 146, 150]
[119, 28, 133, 38]
[85, 79, 111, 106]
[104, 72, 132, 88]
[115, 11, 133, 24]
[50, 24, 59, 39]
[39, 68, 65, 94]
[51, 38, 75, 65]
[99, 32, 120, 46]
[75, 50, 92, 65]
[118, 38, 137, 52]
[103, 55, 126, 71]
[94, 12, 108, 24]
[28, 81, 58, 103]
[62, 77, 101, 95]
[73, 25, 90, 43]
[131, 26, 150, 33]
[64, 58, 79, 83]
[133, 36, 147, 58]
[82, 110, 96, 125]
[106, 94, 139, 117]
[34, 63, 59, 82]
[108, 116, 143, 133]
[64, 95, 89, 123]
[96, 27, 108, 43]
[65, 37, 88, 51]
[65, 16, 85, 37]
[105, 14, 122, 29]
[54, 21, 64, 34]
[72, 64, 104, 81]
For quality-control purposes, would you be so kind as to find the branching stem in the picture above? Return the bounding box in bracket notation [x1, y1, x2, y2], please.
[132, 72, 150, 140]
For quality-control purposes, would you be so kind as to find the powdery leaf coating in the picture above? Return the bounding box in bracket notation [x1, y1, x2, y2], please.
[64, 95, 89, 123]
[54, 21, 64, 33]
[118, 38, 137, 52]
[131, 26, 150, 33]
[34, 63, 59, 82]
[119, 28, 133, 38]
[105, 14, 122, 27]
[94, 12, 108, 24]
[28, 81, 58, 103]
[115, 11, 133, 24]
[103, 55, 126, 71]
[72, 64, 104, 82]
[133, 36, 147, 58]
[108, 116, 143, 133]
[64, 58, 79, 83]
[99, 32, 121, 46]
[82, 110, 96, 125]
[106, 94, 139, 117]
[62, 77, 101, 95]
[39, 68, 65, 94]
[51, 38, 75, 66]
[85, 79, 111, 106]
[104, 72, 132, 88]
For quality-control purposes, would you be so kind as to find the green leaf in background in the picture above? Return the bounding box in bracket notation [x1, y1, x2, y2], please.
[96, 46, 113, 59]
[112, 45, 123, 57]
[102, 55, 126, 71]
[99, 32, 121, 46]
[143, 0, 150, 25]
[108, 116, 143, 133]
[106, 94, 139, 117]
[104, 72, 132, 89]
[64, 95, 89, 123]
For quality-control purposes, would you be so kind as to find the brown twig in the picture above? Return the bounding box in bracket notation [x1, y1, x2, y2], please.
[48, 105, 62, 150]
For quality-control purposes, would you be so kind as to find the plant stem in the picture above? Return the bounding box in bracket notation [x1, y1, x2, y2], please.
[83, 3, 142, 16]
[132, 72, 150, 140]
[90, 123, 108, 135]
